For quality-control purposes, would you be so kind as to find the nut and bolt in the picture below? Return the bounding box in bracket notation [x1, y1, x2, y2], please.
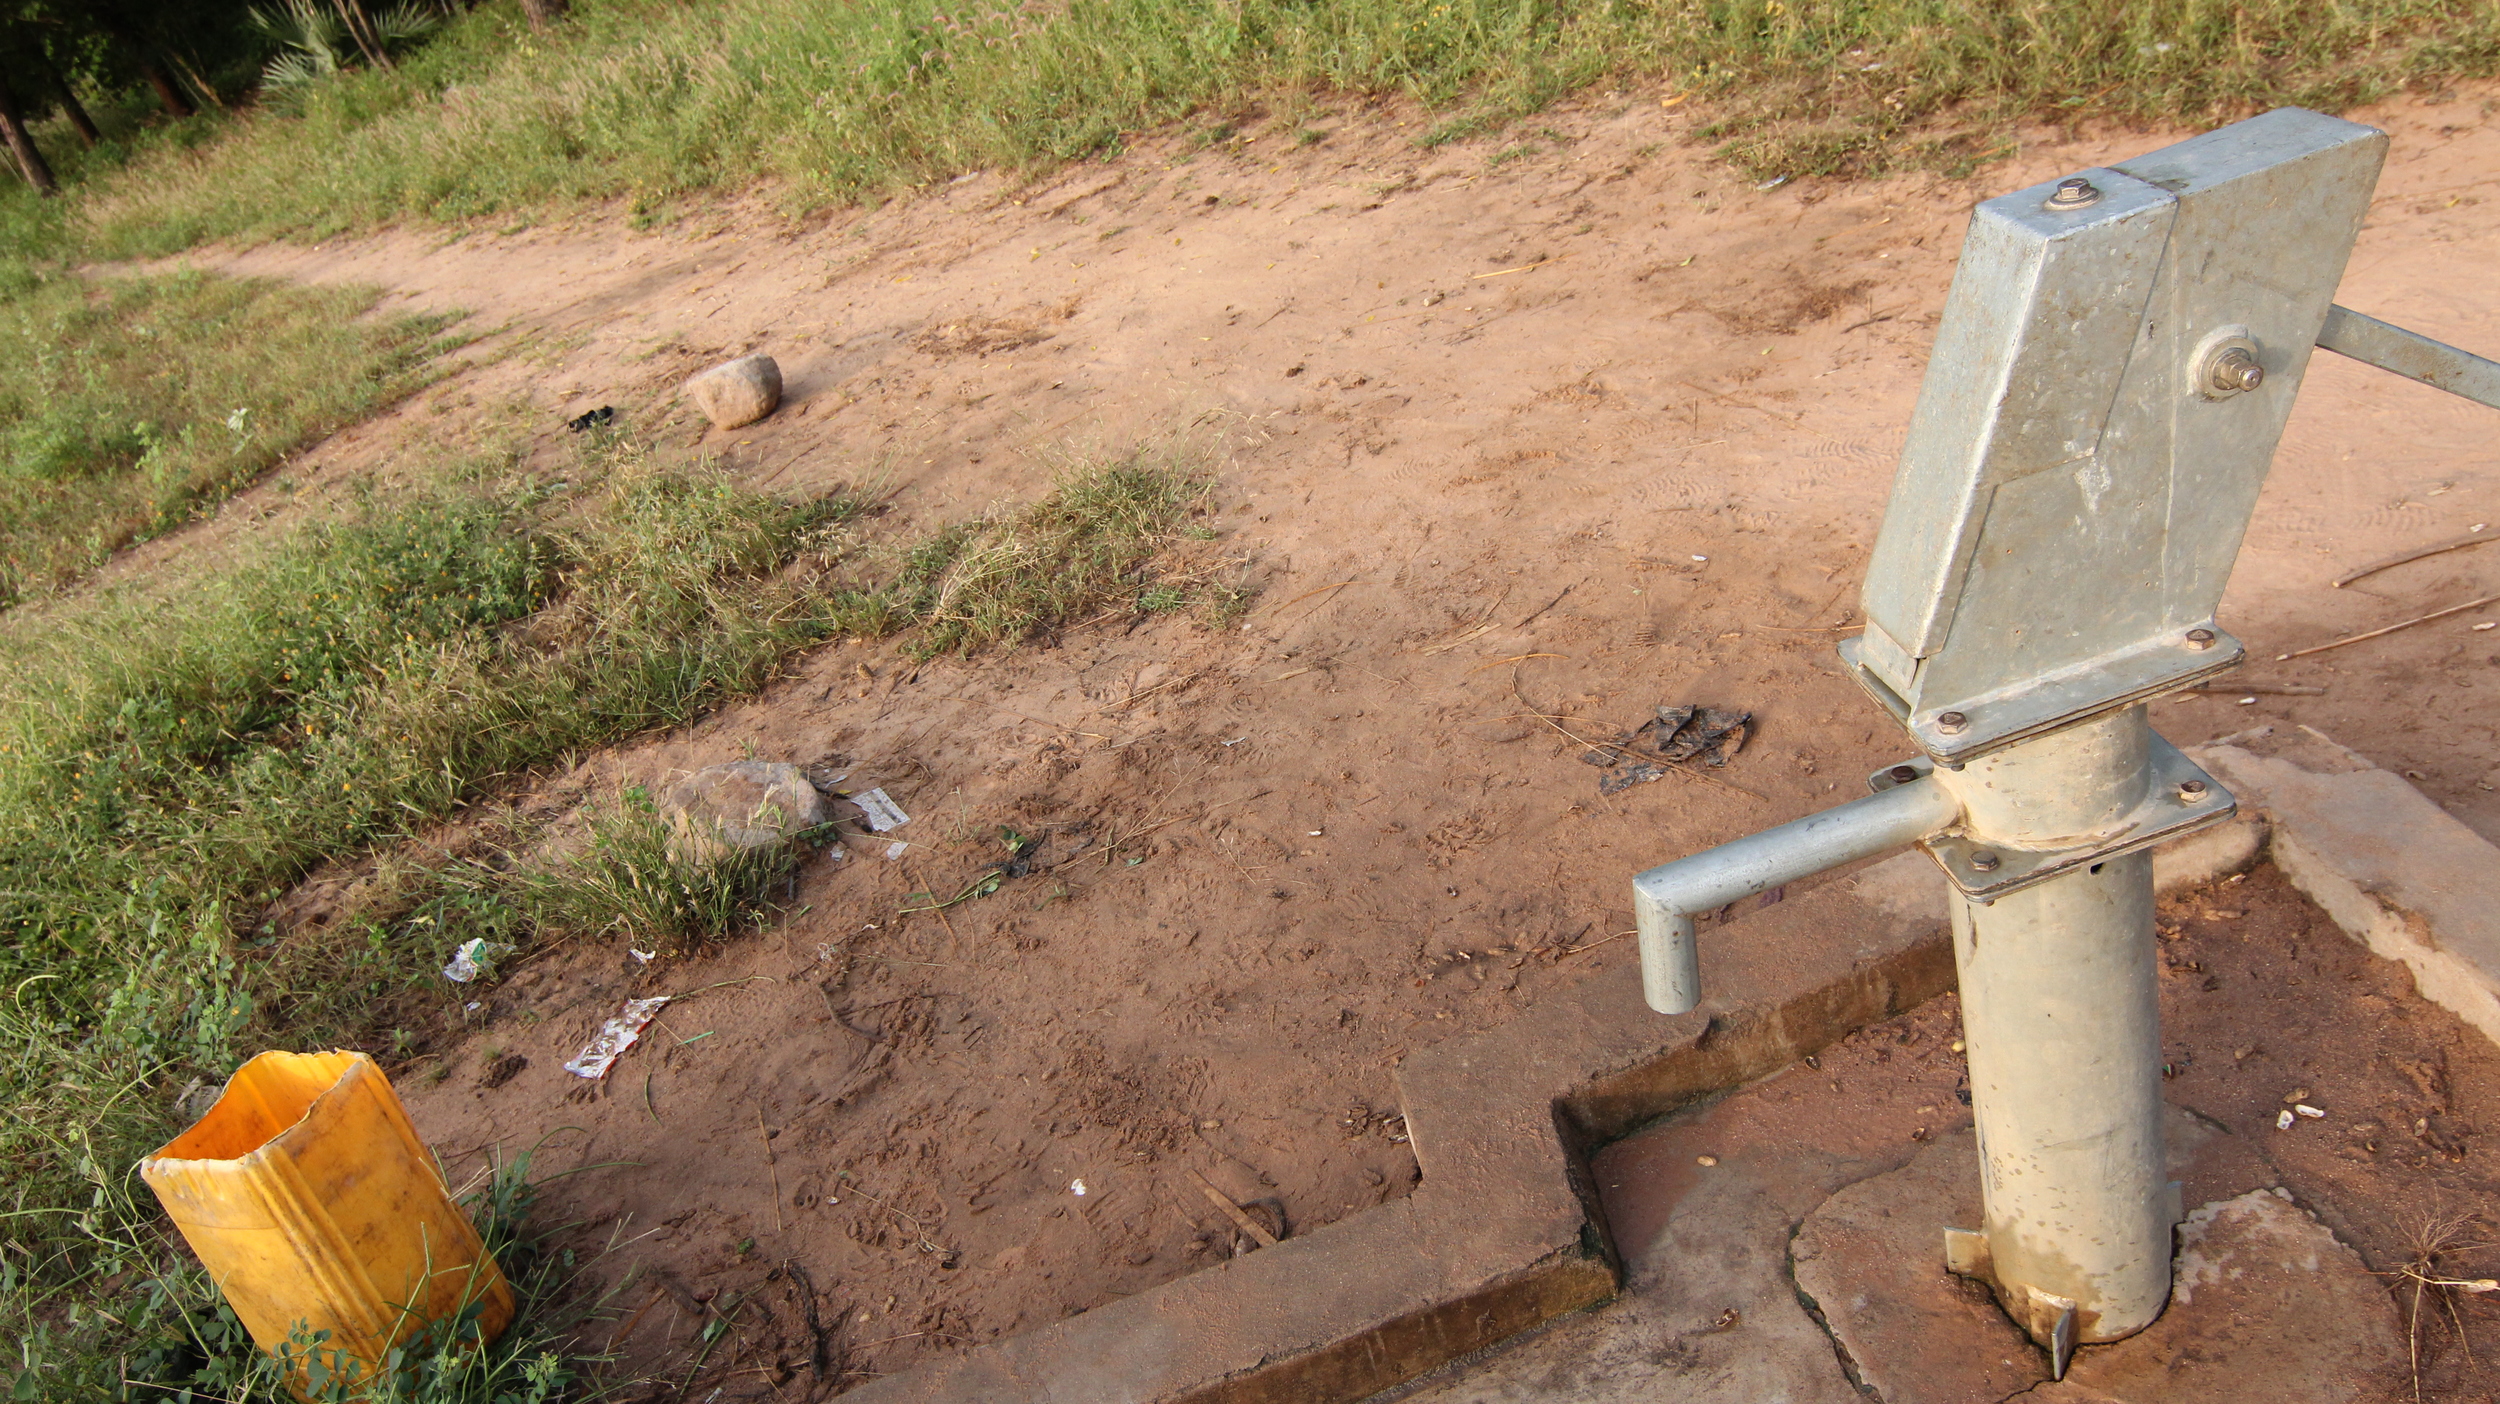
[1970, 850, 2002, 873]
[1888, 764, 1921, 785]
[1935, 711, 1970, 735]
[2178, 779, 2210, 801]
[2209, 346, 2266, 394]
[2184, 627, 2216, 651]
[2044, 176, 2102, 209]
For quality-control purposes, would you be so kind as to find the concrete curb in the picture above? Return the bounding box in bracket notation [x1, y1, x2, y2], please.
[842, 854, 1959, 1403]
[2199, 738, 2500, 1050]
[841, 805, 2274, 1404]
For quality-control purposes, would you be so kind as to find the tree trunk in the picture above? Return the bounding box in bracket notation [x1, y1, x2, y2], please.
[167, 49, 228, 109]
[332, 0, 394, 70]
[0, 69, 58, 195]
[43, 58, 100, 147]
[520, 0, 570, 32]
[140, 57, 195, 118]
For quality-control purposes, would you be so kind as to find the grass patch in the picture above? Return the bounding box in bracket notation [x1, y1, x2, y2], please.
[0, 428, 1227, 1395]
[91, 1148, 602, 1404]
[54, 0, 2500, 255]
[390, 786, 808, 979]
[909, 443, 1234, 656]
[0, 269, 456, 606]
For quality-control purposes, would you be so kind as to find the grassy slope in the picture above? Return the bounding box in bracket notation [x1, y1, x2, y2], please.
[0, 269, 453, 605]
[72, 0, 2500, 257]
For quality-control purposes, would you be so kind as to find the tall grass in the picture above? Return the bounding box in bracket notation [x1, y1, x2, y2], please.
[72, 0, 2500, 254]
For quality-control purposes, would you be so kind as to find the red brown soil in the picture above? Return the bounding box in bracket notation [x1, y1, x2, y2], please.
[99, 80, 2500, 1396]
[1595, 864, 2500, 1400]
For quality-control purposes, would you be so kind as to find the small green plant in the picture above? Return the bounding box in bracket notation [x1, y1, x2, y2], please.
[511, 786, 800, 954]
[249, 0, 442, 91]
[906, 443, 1221, 656]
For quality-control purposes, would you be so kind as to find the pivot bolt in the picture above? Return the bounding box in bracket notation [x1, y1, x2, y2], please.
[1889, 765, 1920, 785]
[2184, 628, 2216, 650]
[2044, 177, 2102, 210]
[2178, 779, 2209, 801]
[1970, 850, 2002, 873]
[1935, 711, 1970, 735]
[2209, 347, 2265, 394]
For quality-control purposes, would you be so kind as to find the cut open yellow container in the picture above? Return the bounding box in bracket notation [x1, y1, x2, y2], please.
[141, 1051, 514, 1386]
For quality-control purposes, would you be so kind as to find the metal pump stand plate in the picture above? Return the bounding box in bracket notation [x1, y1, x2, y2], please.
[1868, 738, 2237, 902]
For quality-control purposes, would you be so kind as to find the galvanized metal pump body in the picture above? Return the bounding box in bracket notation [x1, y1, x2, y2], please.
[1627, 108, 2500, 1376]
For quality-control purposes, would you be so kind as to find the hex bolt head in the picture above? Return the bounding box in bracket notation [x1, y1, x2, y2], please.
[1935, 711, 1970, 735]
[2045, 176, 2102, 209]
[1888, 764, 1920, 785]
[2184, 627, 2216, 650]
[1970, 850, 2002, 872]
[2209, 347, 2266, 393]
[2178, 779, 2210, 801]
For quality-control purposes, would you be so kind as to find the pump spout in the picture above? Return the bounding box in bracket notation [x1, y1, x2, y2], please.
[1631, 775, 1960, 1014]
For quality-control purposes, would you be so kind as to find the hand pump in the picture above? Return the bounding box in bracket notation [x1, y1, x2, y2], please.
[1624, 107, 2500, 1376]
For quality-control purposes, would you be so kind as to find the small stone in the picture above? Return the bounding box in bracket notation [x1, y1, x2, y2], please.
[685, 353, 783, 429]
[661, 761, 827, 861]
[2283, 1087, 2311, 1103]
[1695, 1154, 1718, 1167]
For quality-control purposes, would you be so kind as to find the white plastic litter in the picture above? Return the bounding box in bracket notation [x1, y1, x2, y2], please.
[562, 995, 671, 1079]
[1070, 1179, 1088, 1196]
[2276, 1109, 2296, 1130]
[2294, 1103, 2325, 1119]
[884, 840, 910, 861]
[441, 938, 514, 984]
[853, 787, 911, 832]
[628, 948, 656, 965]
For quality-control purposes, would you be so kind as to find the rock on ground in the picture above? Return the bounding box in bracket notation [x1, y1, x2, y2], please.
[684, 353, 781, 429]
[661, 760, 825, 859]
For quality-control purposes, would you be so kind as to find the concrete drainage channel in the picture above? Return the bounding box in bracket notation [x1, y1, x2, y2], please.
[1384, 727, 2500, 1403]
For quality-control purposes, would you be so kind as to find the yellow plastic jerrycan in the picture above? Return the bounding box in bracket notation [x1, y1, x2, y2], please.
[140, 1051, 514, 1384]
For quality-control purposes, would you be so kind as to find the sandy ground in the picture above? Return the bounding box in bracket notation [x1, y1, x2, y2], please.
[115, 83, 2500, 1395]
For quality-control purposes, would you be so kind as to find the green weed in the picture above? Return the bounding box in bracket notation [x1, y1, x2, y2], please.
[905, 442, 1224, 656]
[409, 786, 806, 962]
[66, 1148, 606, 1404]
[0, 435, 845, 1389]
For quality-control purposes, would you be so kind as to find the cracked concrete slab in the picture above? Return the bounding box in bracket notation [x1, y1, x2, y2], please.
[2026, 1189, 2406, 1403]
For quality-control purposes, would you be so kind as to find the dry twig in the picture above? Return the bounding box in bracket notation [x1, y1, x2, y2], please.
[2276, 594, 2500, 660]
[2334, 527, 2496, 589]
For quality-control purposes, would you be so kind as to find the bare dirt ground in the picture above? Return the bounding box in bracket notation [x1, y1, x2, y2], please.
[122, 83, 2500, 1395]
